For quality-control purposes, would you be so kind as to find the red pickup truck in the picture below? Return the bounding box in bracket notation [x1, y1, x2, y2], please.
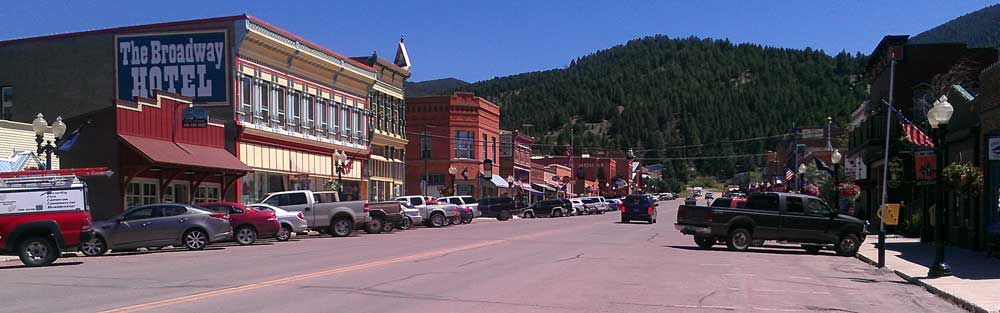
[0, 172, 98, 266]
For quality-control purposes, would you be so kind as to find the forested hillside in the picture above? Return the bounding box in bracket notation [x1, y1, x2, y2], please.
[456, 35, 868, 176]
[909, 4, 1000, 48]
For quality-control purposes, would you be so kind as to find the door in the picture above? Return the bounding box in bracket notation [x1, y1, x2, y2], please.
[110, 206, 160, 248]
[804, 198, 838, 243]
[778, 196, 827, 242]
[744, 194, 781, 239]
[149, 205, 190, 245]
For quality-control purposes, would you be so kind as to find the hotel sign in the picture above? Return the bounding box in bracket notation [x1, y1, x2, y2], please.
[116, 31, 228, 103]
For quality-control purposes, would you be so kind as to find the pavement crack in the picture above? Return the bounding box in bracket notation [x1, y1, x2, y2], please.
[804, 306, 859, 313]
[646, 232, 660, 242]
[698, 290, 719, 306]
[554, 253, 583, 263]
[457, 258, 492, 267]
[363, 272, 453, 289]
[411, 251, 453, 263]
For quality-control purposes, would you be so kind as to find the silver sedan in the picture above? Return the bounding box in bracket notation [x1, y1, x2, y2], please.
[81, 204, 232, 256]
[248, 203, 309, 241]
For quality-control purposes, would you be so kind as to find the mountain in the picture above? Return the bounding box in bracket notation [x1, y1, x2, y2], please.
[456, 35, 867, 177]
[909, 4, 1000, 48]
[405, 78, 469, 97]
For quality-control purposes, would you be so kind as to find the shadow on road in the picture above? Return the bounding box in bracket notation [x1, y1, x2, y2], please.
[665, 245, 838, 256]
[0, 261, 83, 270]
[90, 247, 226, 257]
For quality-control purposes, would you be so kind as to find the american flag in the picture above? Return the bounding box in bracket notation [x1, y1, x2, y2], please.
[890, 105, 934, 148]
[784, 167, 795, 182]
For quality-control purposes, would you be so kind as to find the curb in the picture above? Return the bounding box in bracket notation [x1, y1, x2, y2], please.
[855, 253, 993, 313]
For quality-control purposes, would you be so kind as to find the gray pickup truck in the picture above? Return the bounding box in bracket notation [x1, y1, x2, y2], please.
[262, 190, 401, 237]
[394, 195, 459, 227]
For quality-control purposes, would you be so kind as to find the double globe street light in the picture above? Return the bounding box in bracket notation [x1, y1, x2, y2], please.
[32, 113, 67, 171]
[927, 95, 954, 278]
[831, 149, 842, 211]
[333, 151, 348, 193]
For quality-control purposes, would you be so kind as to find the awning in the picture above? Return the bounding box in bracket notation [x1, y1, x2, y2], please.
[488, 175, 509, 188]
[120, 135, 252, 172]
[533, 183, 557, 192]
[370, 154, 388, 161]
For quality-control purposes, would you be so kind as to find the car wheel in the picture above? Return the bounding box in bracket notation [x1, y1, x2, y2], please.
[802, 244, 822, 254]
[382, 220, 395, 233]
[835, 234, 860, 257]
[694, 236, 715, 248]
[18, 236, 58, 266]
[330, 218, 353, 237]
[451, 216, 462, 225]
[183, 229, 208, 250]
[462, 215, 473, 224]
[275, 225, 292, 242]
[366, 218, 385, 234]
[398, 216, 413, 230]
[430, 212, 446, 228]
[80, 236, 108, 256]
[726, 228, 752, 252]
[235, 226, 257, 245]
[497, 210, 511, 221]
[621, 217, 629, 223]
[552, 209, 562, 218]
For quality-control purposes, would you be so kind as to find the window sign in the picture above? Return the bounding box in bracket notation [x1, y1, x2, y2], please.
[116, 31, 228, 103]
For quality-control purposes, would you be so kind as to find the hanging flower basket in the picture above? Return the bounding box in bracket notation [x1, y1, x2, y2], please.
[836, 182, 861, 200]
[941, 162, 984, 194]
[803, 184, 821, 197]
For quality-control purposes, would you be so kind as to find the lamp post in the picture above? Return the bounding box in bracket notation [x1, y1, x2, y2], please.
[798, 163, 807, 193]
[448, 166, 457, 196]
[33, 113, 67, 170]
[507, 175, 516, 202]
[927, 95, 954, 278]
[831, 149, 842, 212]
[334, 151, 348, 194]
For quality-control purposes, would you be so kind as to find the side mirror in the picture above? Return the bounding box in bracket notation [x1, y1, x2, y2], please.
[828, 211, 839, 218]
[654, 203, 660, 207]
[117, 216, 126, 222]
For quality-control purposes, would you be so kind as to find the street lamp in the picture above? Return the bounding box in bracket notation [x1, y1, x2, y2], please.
[927, 95, 954, 278]
[33, 113, 66, 170]
[448, 166, 457, 196]
[333, 151, 348, 194]
[798, 163, 807, 192]
[831, 149, 842, 212]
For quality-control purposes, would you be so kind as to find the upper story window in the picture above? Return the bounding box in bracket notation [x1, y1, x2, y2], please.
[289, 91, 301, 130]
[317, 98, 327, 137]
[259, 81, 270, 122]
[1, 86, 12, 121]
[275, 87, 286, 128]
[239, 76, 252, 121]
[482, 134, 488, 160]
[332, 102, 341, 136]
[456, 131, 474, 159]
[421, 131, 431, 160]
[492, 137, 497, 160]
[303, 95, 314, 132]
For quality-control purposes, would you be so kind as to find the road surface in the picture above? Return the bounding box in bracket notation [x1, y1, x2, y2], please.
[0, 199, 962, 312]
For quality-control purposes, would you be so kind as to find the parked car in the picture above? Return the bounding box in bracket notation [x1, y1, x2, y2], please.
[394, 195, 459, 227]
[568, 198, 585, 215]
[606, 198, 623, 212]
[525, 199, 570, 217]
[477, 197, 520, 221]
[578, 198, 602, 215]
[438, 196, 480, 217]
[705, 192, 715, 201]
[246, 203, 309, 241]
[197, 202, 280, 245]
[0, 175, 94, 266]
[675, 192, 866, 256]
[621, 194, 658, 224]
[397, 203, 422, 230]
[366, 201, 405, 233]
[82, 204, 232, 256]
[261, 190, 368, 237]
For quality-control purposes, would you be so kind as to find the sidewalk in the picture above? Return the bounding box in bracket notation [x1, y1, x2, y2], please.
[857, 235, 1000, 313]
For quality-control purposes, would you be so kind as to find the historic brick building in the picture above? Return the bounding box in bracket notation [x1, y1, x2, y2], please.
[404, 92, 502, 198]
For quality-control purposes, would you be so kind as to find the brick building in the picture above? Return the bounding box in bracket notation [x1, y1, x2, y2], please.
[404, 92, 502, 198]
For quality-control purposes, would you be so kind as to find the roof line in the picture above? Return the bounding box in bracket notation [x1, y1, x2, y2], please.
[0, 14, 248, 46]
[244, 14, 373, 73]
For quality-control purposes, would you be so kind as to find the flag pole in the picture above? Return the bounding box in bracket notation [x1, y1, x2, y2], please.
[878, 58, 895, 268]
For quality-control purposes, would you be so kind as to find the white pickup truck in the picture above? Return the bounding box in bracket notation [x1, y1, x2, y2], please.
[262, 190, 401, 237]
[394, 195, 459, 227]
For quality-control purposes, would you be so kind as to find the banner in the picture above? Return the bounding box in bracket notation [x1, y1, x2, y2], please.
[914, 151, 936, 181]
[116, 31, 228, 103]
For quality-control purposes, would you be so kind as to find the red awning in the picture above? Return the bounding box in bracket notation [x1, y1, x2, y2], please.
[119, 135, 252, 172]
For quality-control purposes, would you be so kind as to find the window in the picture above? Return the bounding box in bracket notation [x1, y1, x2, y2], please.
[455, 131, 474, 159]
[1, 86, 12, 120]
[259, 81, 270, 123]
[424, 174, 446, 185]
[408, 198, 422, 206]
[344, 106, 352, 139]
[303, 95, 313, 134]
[805, 199, 832, 216]
[240, 76, 252, 122]
[332, 102, 341, 137]
[421, 131, 431, 159]
[482, 134, 488, 160]
[711, 198, 731, 208]
[193, 186, 220, 203]
[315, 193, 336, 203]
[124, 207, 156, 221]
[786, 197, 804, 213]
[447, 198, 462, 205]
[746, 194, 779, 211]
[126, 182, 158, 208]
[290, 91, 300, 131]
[492, 137, 497, 160]
[162, 206, 188, 217]
[316, 99, 326, 137]
[275, 87, 286, 129]
[461, 196, 476, 204]
[457, 185, 474, 196]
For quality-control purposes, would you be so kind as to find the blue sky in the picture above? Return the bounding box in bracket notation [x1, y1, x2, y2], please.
[1, 1, 997, 82]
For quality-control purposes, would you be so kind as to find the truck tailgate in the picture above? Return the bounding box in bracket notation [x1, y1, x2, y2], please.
[676, 205, 713, 226]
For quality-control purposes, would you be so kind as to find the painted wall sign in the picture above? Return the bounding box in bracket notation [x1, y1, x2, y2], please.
[116, 31, 228, 103]
[181, 107, 208, 128]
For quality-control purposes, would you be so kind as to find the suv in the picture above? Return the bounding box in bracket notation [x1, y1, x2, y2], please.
[394, 195, 459, 227]
[524, 199, 570, 218]
[0, 179, 94, 267]
[437, 196, 480, 218]
[477, 197, 520, 221]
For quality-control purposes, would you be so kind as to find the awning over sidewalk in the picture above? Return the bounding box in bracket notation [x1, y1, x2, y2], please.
[488, 175, 509, 188]
[120, 135, 252, 173]
[533, 183, 557, 192]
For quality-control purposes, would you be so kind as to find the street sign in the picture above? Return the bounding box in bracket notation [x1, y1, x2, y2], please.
[182, 107, 208, 128]
[879, 203, 900, 225]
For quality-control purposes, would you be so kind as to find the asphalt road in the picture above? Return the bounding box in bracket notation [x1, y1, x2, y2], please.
[0, 199, 963, 313]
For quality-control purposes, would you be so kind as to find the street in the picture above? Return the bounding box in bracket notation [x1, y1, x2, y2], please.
[0, 200, 962, 313]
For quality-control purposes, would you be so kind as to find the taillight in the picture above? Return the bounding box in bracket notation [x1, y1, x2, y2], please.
[706, 209, 714, 223]
[82, 214, 92, 230]
[619, 202, 625, 213]
[647, 206, 654, 215]
[210, 213, 229, 220]
[297, 212, 304, 220]
[363, 203, 370, 213]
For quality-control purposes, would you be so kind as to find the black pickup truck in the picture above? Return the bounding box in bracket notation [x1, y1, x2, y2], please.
[674, 192, 866, 256]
